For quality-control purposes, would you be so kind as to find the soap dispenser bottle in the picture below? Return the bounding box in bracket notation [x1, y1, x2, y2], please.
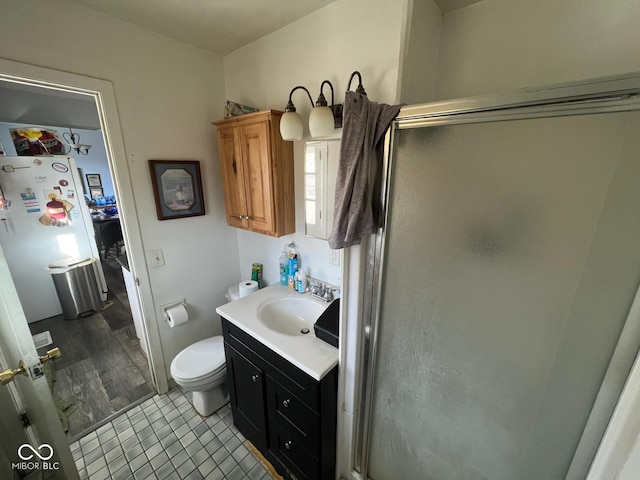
[279, 250, 288, 286]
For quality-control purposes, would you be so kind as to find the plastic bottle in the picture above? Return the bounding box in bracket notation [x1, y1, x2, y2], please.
[288, 254, 298, 289]
[279, 251, 288, 286]
[297, 269, 307, 293]
[294, 271, 300, 291]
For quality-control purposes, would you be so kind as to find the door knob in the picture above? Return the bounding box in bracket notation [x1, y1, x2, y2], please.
[1, 347, 62, 386]
[0, 361, 27, 385]
[39, 347, 61, 364]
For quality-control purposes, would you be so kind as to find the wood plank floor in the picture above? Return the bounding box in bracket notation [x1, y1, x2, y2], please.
[29, 256, 154, 441]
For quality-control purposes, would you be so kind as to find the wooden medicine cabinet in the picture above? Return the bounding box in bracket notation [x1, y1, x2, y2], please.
[213, 110, 294, 237]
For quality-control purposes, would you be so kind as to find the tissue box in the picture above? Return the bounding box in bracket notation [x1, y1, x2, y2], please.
[314, 298, 340, 348]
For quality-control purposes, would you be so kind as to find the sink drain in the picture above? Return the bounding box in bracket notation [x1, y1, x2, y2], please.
[301, 328, 310, 334]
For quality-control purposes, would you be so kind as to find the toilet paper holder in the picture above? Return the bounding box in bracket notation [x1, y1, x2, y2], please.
[161, 298, 187, 322]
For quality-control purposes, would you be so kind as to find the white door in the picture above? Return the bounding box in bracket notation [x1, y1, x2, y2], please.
[0, 245, 78, 479]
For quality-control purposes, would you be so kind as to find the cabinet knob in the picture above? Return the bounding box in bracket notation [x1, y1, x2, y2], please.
[245, 215, 251, 220]
[284, 440, 292, 450]
[282, 399, 291, 408]
[237, 215, 243, 220]
[251, 374, 259, 383]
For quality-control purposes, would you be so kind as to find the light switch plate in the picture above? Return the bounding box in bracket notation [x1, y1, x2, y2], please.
[150, 249, 165, 268]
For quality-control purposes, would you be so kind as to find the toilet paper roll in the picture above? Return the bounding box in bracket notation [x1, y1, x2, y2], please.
[166, 304, 189, 328]
[239, 280, 259, 298]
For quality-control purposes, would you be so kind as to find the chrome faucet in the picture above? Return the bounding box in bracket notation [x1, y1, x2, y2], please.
[308, 277, 339, 302]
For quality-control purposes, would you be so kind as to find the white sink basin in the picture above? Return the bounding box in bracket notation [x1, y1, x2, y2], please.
[257, 296, 325, 336]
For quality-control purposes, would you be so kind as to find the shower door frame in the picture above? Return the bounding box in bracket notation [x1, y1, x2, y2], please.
[353, 71, 640, 480]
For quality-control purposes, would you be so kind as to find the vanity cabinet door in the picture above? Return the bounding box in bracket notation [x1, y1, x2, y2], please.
[224, 343, 268, 451]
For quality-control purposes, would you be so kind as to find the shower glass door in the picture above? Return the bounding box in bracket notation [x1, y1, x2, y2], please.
[365, 109, 640, 479]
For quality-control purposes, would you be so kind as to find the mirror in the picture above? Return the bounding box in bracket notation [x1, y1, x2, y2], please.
[304, 140, 340, 240]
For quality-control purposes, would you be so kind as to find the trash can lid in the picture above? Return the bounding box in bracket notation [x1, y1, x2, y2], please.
[48, 257, 94, 269]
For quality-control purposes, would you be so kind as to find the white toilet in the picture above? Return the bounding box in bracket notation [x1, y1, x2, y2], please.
[170, 284, 242, 416]
[170, 336, 228, 416]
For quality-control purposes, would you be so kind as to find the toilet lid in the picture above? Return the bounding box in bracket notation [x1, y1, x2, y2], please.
[171, 337, 226, 380]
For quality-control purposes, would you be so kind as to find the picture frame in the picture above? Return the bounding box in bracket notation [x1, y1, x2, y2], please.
[90, 187, 104, 199]
[86, 173, 102, 187]
[149, 160, 205, 220]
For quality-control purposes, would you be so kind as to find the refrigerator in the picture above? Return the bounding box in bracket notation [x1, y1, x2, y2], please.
[0, 155, 107, 323]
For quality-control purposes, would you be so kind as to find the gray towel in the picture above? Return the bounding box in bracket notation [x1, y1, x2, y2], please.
[328, 91, 402, 249]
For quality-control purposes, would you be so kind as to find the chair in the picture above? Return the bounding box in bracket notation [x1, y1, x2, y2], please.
[100, 220, 123, 259]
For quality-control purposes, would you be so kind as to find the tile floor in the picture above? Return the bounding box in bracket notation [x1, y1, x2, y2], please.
[70, 389, 273, 480]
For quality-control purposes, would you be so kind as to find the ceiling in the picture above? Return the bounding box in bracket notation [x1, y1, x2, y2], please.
[67, 0, 483, 56]
[68, 0, 337, 56]
[1, 0, 484, 130]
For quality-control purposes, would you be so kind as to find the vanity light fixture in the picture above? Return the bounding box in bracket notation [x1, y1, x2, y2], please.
[63, 128, 92, 155]
[280, 71, 367, 141]
[280, 80, 345, 141]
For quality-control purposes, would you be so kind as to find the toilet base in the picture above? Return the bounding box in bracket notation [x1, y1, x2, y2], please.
[192, 382, 229, 417]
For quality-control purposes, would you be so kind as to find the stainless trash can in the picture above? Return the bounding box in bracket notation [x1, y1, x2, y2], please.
[48, 257, 103, 319]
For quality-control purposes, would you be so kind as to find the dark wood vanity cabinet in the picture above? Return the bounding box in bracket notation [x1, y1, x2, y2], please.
[221, 318, 338, 480]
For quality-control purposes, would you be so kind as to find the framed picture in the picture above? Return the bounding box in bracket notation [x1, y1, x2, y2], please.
[86, 173, 102, 187]
[90, 187, 104, 199]
[149, 160, 205, 220]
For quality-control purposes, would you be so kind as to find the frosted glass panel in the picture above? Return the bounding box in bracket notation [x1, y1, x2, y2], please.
[368, 112, 640, 480]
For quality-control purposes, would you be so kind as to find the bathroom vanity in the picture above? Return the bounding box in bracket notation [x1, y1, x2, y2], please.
[216, 285, 339, 480]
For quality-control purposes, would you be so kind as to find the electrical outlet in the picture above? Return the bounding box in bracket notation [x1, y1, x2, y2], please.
[328, 249, 340, 266]
[150, 249, 165, 268]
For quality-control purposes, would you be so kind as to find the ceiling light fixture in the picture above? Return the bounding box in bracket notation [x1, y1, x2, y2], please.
[63, 128, 92, 155]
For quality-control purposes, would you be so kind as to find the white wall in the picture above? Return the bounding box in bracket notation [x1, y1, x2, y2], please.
[399, 0, 443, 104]
[435, 0, 640, 100]
[222, 0, 408, 288]
[0, 0, 239, 380]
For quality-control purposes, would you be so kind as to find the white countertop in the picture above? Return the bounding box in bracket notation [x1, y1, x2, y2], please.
[216, 284, 338, 380]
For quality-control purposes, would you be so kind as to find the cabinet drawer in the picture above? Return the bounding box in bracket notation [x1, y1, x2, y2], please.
[269, 420, 319, 480]
[267, 376, 319, 455]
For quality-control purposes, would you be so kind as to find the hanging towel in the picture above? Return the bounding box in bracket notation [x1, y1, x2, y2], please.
[328, 91, 402, 249]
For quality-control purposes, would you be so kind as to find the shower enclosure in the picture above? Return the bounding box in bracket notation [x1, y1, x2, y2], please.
[355, 73, 640, 479]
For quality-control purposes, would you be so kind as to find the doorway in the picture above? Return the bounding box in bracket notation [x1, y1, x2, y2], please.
[0, 59, 165, 445]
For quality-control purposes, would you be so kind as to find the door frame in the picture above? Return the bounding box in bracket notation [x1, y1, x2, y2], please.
[346, 71, 640, 480]
[0, 58, 168, 394]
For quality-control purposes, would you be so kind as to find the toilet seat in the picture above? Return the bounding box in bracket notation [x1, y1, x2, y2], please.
[171, 336, 226, 383]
